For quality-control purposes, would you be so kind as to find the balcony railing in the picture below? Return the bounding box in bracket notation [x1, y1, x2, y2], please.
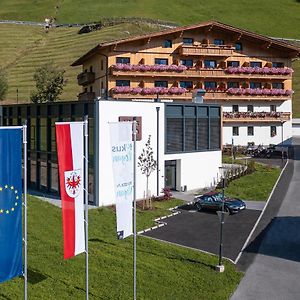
[223, 111, 291, 123]
[111, 64, 292, 79]
[77, 72, 95, 86]
[78, 92, 95, 101]
[110, 87, 292, 101]
[179, 44, 235, 56]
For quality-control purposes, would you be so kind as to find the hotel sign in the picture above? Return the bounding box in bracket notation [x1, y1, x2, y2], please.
[119, 116, 142, 141]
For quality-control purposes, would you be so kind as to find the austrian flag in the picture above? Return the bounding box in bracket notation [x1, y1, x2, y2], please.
[56, 122, 85, 259]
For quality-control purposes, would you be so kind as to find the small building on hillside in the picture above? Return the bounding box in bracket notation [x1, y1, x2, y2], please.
[72, 20, 300, 147]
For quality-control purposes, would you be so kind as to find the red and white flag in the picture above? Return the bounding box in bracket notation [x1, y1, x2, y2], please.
[56, 122, 85, 259]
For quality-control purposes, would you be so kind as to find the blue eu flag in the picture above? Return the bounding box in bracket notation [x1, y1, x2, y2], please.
[0, 128, 23, 283]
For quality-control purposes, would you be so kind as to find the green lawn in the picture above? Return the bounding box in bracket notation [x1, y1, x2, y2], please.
[221, 163, 281, 201]
[1, 197, 242, 299]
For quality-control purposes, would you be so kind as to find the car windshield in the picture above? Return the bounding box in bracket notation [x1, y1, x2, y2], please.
[212, 194, 223, 201]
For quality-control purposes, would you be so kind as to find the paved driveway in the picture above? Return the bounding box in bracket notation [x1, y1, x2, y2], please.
[143, 205, 261, 262]
[231, 137, 300, 300]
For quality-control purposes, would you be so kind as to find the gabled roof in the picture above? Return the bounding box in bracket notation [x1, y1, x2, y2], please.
[72, 20, 300, 66]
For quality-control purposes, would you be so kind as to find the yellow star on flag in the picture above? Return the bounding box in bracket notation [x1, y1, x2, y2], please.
[6, 210, 9, 214]
[5, 185, 8, 189]
[10, 186, 14, 190]
[0, 187, 2, 191]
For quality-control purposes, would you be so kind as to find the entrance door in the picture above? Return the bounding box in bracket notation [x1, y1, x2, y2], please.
[165, 160, 177, 190]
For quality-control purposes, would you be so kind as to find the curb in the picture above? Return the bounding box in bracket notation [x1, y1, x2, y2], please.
[137, 207, 181, 235]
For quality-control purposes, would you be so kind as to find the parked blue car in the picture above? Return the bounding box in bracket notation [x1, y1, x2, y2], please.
[194, 191, 246, 214]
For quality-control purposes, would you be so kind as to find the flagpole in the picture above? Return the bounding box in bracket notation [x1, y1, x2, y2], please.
[133, 120, 137, 300]
[84, 116, 89, 300]
[22, 124, 28, 300]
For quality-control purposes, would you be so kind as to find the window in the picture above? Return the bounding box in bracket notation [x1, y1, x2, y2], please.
[116, 57, 130, 64]
[227, 61, 240, 67]
[270, 105, 277, 112]
[180, 59, 193, 67]
[101, 60, 104, 70]
[247, 105, 254, 112]
[89, 66, 93, 72]
[89, 86, 93, 92]
[232, 105, 239, 112]
[227, 82, 239, 89]
[165, 104, 220, 153]
[235, 42, 243, 51]
[250, 82, 262, 89]
[204, 81, 217, 90]
[180, 81, 193, 89]
[183, 38, 194, 45]
[250, 61, 262, 68]
[155, 58, 168, 65]
[204, 60, 217, 69]
[271, 126, 277, 137]
[164, 39, 172, 48]
[155, 81, 168, 87]
[248, 126, 254, 136]
[272, 62, 284, 68]
[233, 126, 239, 136]
[116, 80, 130, 86]
[272, 82, 284, 89]
[214, 39, 224, 45]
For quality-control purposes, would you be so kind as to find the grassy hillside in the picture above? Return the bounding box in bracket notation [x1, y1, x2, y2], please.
[0, 23, 163, 102]
[1, 1, 300, 39]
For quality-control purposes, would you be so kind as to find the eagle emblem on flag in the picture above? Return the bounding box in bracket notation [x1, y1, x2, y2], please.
[64, 169, 82, 198]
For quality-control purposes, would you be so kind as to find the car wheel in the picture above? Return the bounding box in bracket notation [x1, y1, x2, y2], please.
[195, 202, 202, 212]
[224, 206, 232, 214]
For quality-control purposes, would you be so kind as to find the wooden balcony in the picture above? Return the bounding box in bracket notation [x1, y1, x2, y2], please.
[77, 72, 95, 86]
[78, 92, 95, 101]
[179, 45, 235, 57]
[111, 92, 192, 101]
[110, 89, 292, 102]
[223, 112, 291, 123]
[111, 68, 291, 80]
[204, 91, 291, 102]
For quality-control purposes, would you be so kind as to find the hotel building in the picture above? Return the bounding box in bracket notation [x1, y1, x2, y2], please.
[72, 20, 299, 146]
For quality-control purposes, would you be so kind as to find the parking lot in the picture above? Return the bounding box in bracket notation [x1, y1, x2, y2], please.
[143, 204, 262, 262]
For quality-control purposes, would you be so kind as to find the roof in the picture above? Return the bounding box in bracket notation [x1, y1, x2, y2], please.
[72, 20, 300, 66]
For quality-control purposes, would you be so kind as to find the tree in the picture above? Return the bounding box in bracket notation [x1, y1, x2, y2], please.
[0, 68, 8, 101]
[137, 135, 157, 209]
[30, 62, 65, 103]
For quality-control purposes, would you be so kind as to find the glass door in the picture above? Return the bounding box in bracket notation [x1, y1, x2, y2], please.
[165, 160, 177, 190]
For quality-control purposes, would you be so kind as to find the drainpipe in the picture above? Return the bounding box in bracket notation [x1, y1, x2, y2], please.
[156, 106, 160, 196]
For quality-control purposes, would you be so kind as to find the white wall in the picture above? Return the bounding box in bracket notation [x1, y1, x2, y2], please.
[165, 151, 222, 191]
[223, 120, 292, 146]
[96, 100, 165, 206]
[222, 100, 291, 112]
[95, 100, 222, 206]
[292, 119, 300, 136]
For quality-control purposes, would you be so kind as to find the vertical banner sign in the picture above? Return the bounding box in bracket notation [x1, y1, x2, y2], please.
[56, 122, 85, 259]
[0, 127, 23, 283]
[109, 122, 133, 239]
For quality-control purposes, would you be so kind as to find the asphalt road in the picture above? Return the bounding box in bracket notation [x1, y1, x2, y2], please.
[143, 206, 261, 262]
[231, 137, 300, 300]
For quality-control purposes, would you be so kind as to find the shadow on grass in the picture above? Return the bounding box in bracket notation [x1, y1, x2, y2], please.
[138, 247, 215, 270]
[0, 293, 12, 300]
[28, 268, 47, 284]
[89, 238, 116, 246]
